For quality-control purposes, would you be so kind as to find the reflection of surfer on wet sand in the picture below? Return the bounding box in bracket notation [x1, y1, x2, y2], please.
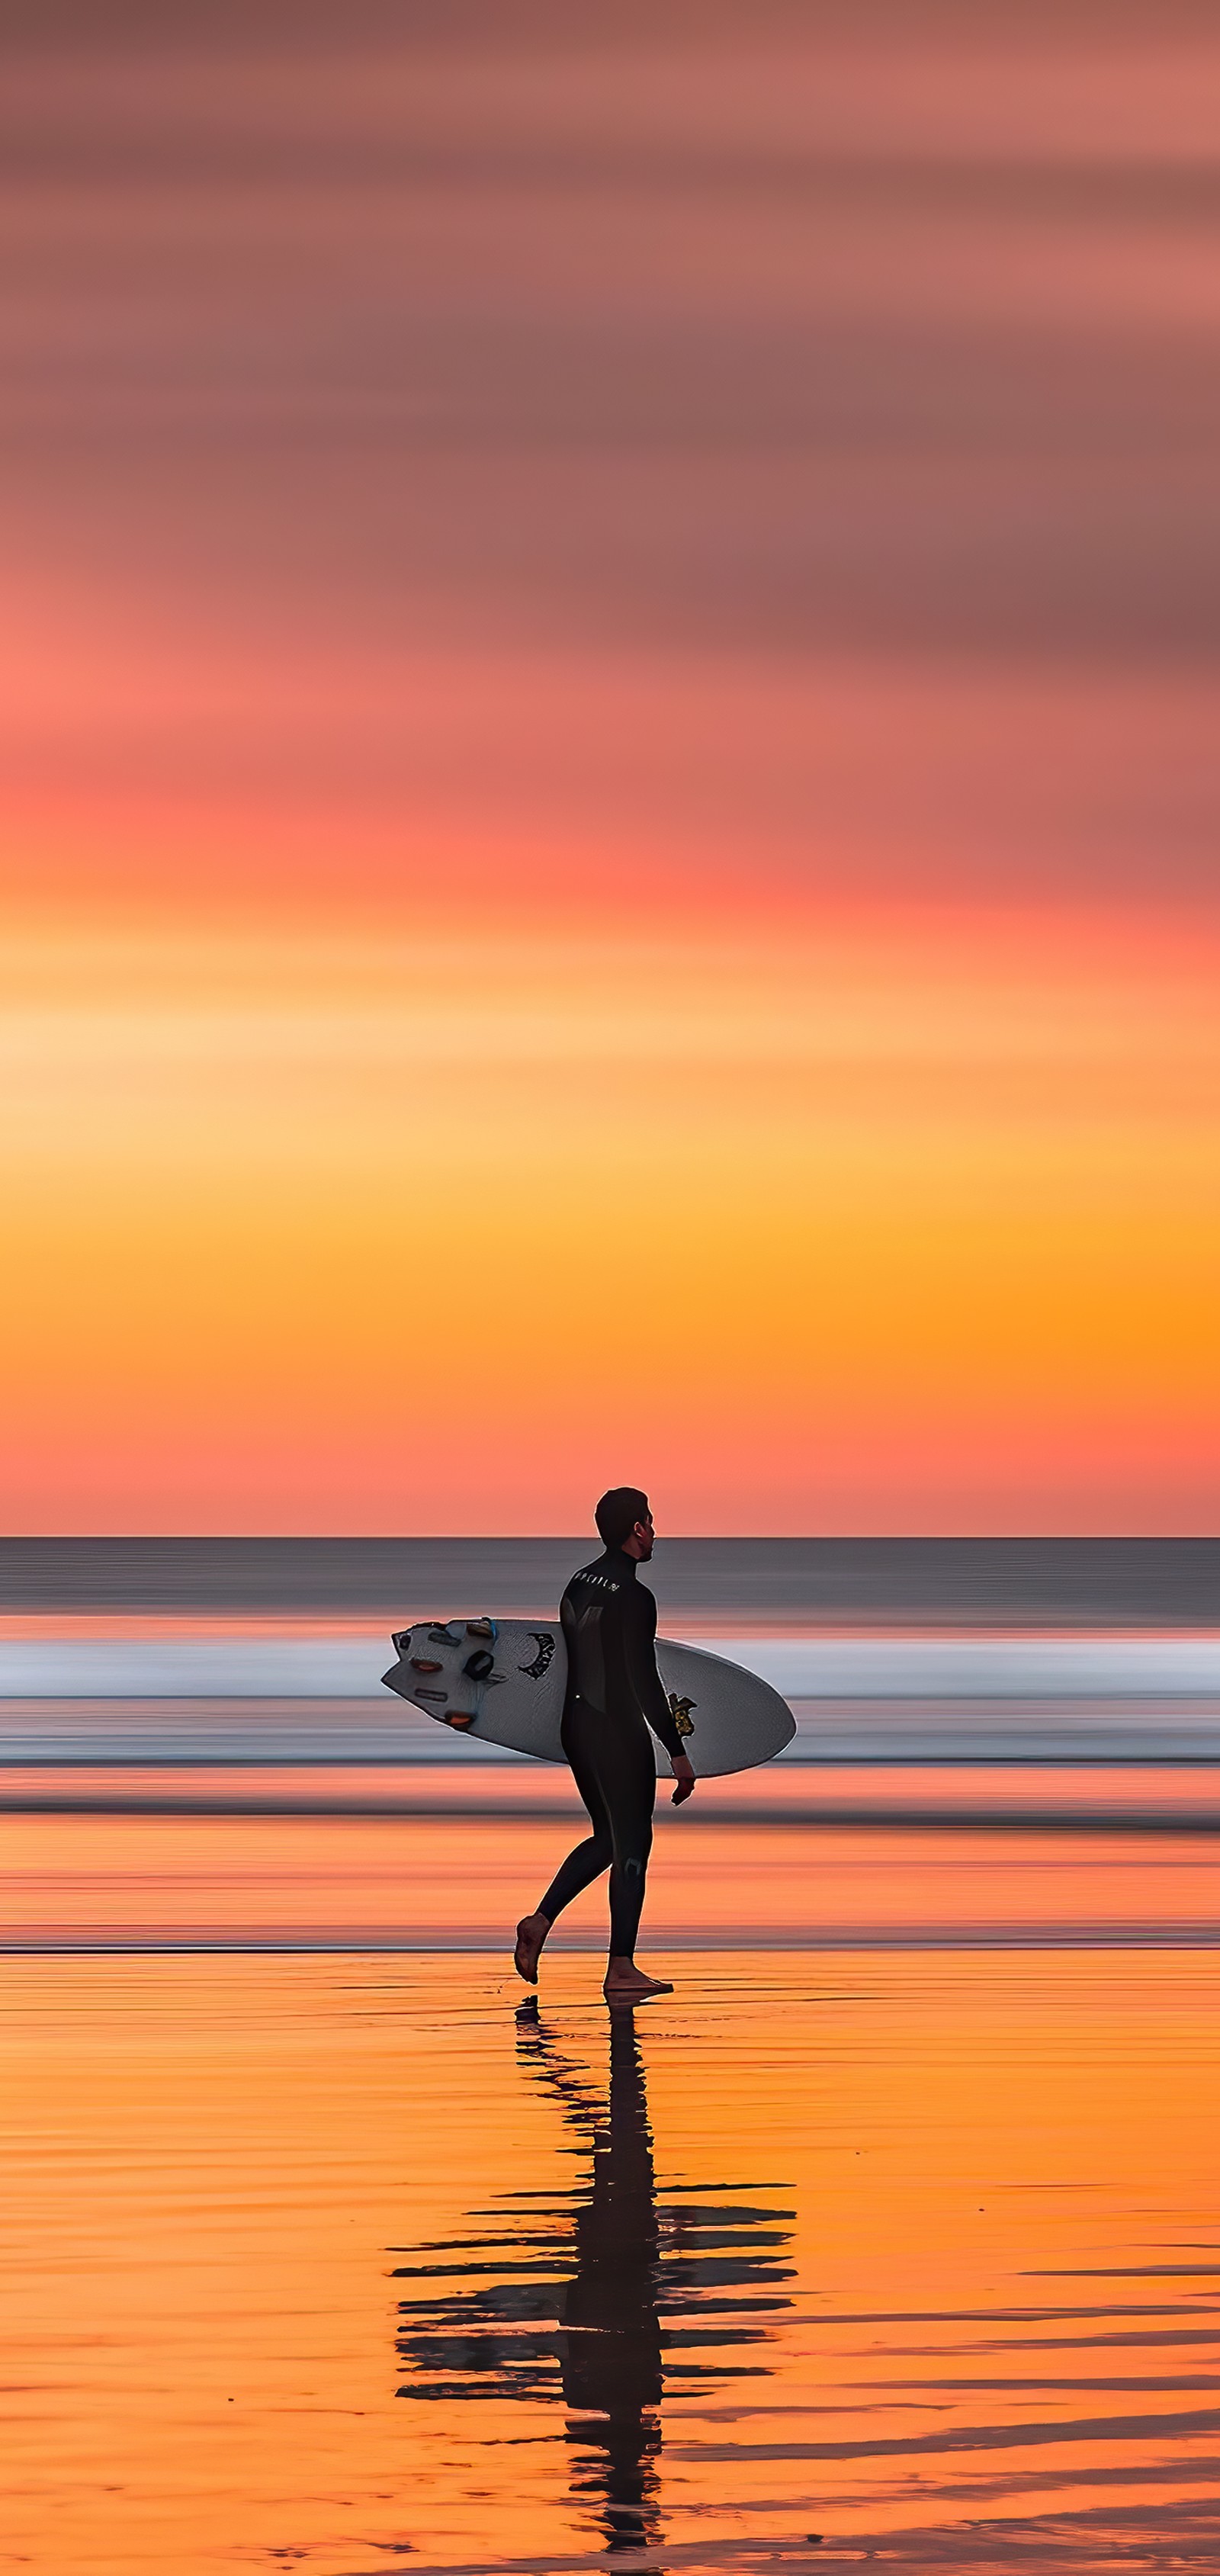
[393, 2005, 795, 2561]
[515, 1489, 695, 2003]
[517, 2002, 664, 2558]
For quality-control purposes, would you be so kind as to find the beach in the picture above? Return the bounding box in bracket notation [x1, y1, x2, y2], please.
[5, 1945, 1220, 2574]
[3, 1539, 1218, 2567]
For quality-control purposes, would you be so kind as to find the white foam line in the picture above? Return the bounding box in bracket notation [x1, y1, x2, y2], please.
[1, 1633, 1218, 1699]
[715, 1635, 1220, 1699]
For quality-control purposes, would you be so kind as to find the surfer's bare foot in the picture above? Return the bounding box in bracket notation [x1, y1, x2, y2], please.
[514, 1913, 550, 1983]
[602, 1960, 673, 2002]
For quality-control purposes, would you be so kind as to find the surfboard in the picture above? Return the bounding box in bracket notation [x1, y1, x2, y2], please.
[380, 1616, 795, 1776]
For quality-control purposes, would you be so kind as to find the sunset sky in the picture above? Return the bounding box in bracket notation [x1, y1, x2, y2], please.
[3, 0, 1217, 1534]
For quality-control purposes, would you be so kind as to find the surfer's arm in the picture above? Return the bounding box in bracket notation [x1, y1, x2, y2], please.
[625, 1587, 685, 1762]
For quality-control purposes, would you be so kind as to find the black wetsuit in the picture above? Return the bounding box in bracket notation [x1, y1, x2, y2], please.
[538, 1550, 684, 1960]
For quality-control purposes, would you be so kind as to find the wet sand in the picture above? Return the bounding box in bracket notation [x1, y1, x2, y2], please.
[4, 1921, 1220, 2571]
[3, 1771, 1218, 1951]
[4, 1549, 1218, 2568]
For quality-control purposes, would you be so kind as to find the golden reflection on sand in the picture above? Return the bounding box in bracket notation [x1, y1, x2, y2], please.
[2, 1794, 1218, 1948]
[3, 1949, 1220, 2572]
[393, 1998, 795, 2560]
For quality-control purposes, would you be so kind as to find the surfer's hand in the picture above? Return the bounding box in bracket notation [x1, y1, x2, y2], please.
[670, 1754, 695, 1807]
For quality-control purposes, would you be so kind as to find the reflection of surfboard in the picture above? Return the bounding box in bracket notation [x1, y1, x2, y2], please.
[380, 1617, 795, 1777]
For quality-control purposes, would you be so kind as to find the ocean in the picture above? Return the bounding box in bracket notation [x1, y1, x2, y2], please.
[1, 1539, 1217, 1948]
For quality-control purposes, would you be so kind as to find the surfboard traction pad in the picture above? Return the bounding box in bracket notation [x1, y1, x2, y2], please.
[383, 1617, 509, 1733]
[380, 1616, 795, 1776]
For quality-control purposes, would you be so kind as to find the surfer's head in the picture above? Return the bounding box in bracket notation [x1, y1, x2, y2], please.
[596, 1486, 653, 1559]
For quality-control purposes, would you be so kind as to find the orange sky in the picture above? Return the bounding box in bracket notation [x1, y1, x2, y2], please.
[2, 3, 1217, 1533]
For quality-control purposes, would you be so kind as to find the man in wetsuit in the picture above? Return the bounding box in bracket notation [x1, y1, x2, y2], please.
[514, 1489, 695, 2002]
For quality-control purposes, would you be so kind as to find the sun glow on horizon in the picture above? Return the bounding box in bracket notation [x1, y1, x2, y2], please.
[5, 872, 1217, 1534]
[4, 5, 1217, 1533]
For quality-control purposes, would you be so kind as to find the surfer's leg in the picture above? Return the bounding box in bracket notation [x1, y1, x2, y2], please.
[518, 1709, 613, 1980]
[603, 1718, 664, 1988]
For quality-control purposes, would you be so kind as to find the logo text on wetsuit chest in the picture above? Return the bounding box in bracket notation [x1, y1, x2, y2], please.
[580, 1574, 620, 1593]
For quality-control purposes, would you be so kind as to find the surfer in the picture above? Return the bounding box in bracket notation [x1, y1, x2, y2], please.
[514, 1489, 695, 2002]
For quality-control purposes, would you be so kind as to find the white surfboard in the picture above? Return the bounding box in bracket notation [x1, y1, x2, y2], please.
[380, 1616, 795, 1777]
